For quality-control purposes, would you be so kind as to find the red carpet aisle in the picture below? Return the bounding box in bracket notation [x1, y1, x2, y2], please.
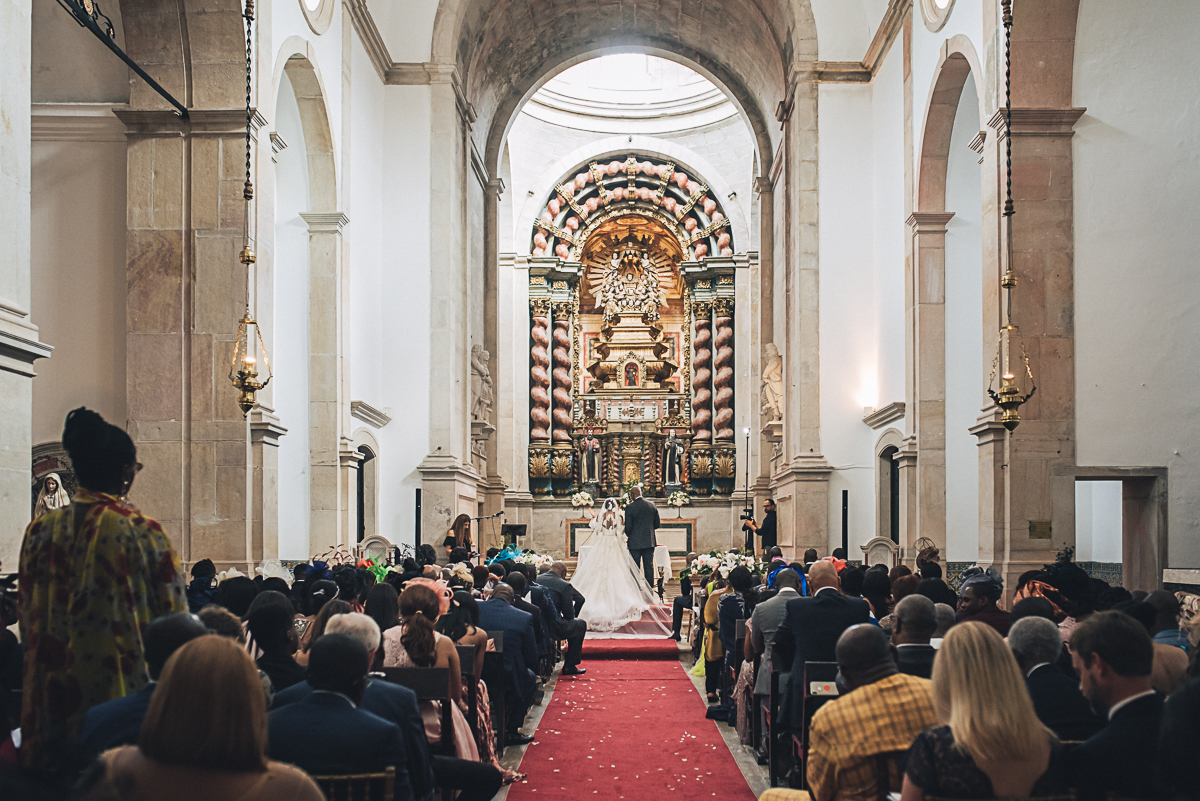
[506, 640, 758, 801]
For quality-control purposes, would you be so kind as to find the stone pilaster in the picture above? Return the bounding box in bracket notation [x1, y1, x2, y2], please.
[250, 407, 287, 561]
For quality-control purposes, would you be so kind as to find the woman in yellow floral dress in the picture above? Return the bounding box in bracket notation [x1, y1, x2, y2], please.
[19, 408, 186, 769]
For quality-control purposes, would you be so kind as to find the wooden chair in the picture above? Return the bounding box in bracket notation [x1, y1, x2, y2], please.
[456, 644, 479, 737]
[761, 669, 781, 787]
[791, 661, 839, 791]
[871, 749, 911, 801]
[310, 767, 396, 801]
[379, 667, 454, 756]
[481, 632, 507, 751]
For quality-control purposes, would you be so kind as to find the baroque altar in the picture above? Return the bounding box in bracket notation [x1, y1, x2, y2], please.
[526, 154, 741, 501]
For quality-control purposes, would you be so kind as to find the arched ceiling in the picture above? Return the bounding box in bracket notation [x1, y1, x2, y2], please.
[432, 0, 818, 176]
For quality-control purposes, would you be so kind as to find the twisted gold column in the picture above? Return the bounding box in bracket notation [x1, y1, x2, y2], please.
[551, 319, 572, 442]
[713, 303, 734, 441]
[530, 309, 551, 441]
[692, 302, 712, 442]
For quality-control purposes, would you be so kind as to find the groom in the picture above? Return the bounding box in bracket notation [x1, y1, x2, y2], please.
[624, 486, 660, 586]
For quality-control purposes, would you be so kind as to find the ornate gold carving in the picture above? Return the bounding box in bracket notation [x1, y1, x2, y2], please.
[692, 300, 712, 317]
[717, 275, 734, 285]
[691, 452, 713, 478]
[654, 163, 676, 203]
[555, 183, 588, 219]
[695, 280, 712, 289]
[623, 462, 640, 485]
[715, 451, 736, 479]
[530, 276, 546, 285]
[530, 299, 551, 315]
[712, 298, 735, 317]
[529, 451, 550, 478]
[551, 452, 573, 478]
[588, 162, 612, 204]
[551, 280, 568, 289]
[675, 183, 709, 217]
[683, 217, 731, 247]
[533, 218, 582, 250]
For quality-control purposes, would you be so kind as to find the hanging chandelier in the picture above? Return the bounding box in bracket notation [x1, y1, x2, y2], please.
[229, 0, 272, 416]
[986, 0, 1035, 432]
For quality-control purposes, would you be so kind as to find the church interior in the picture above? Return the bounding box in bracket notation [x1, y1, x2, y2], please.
[3, 0, 1200, 798]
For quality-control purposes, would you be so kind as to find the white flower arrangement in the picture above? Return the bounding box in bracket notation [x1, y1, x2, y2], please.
[667, 491, 691, 507]
[680, 547, 765, 582]
[571, 491, 595, 508]
[515, 552, 555, 570]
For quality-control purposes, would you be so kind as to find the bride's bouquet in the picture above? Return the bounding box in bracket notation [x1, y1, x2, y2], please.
[571, 491, 594, 508]
[680, 547, 764, 582]
[667, 491, 690, 507]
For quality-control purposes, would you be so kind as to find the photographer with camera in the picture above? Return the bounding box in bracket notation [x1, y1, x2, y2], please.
[741, 498, 776, 557]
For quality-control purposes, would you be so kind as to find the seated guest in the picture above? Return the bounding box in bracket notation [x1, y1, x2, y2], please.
[505, 572, 546, 659]
[891, 595, 937, 679]
[1158, 667, 1199, 799]
[916, 577, 959, 609]
[296, 599, 352, 667]
[94, 636, 323, 801]
[717, 566, 756, 706]
[186, 559, 218, 613]
[248, 605, 306, 692]
[295, 579, 339, 647]
[383, 584, 479, 762]
[364, 582, 400, 670]
[216, 575, 258, 618]
[1120, 602, 1189, 695]
[269, 634, 413, 801]
[929, 603, 955, 648]
[902, 622, 1068, 800]
[807, 625, 938, 801]
[1067, 611, 1168, 801]
[242, 589, 293, 659]
[955, 569, 1011, 635]
[803, 548, 819, 566]
[669, 553, 697, 641]
[1007, 616, 1103, 741]
[861, 570, 891, 624]
[79, 612, 208, 756]
[1145, 590, 1189, 652]
[477, 584, 539, 743]
[774, 561, 870, 731]
[749, 568, 803, 706]
[536, 561, 588, 675]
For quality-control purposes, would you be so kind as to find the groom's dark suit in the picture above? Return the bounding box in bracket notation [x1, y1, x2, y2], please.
[624, 496, 660, 584]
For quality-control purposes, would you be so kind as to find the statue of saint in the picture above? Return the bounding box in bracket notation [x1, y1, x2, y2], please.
[760, 343, 784, 422]
[662, 430, 684, 485]
[579, 432, 601, 484]
[470, 344, 494, 422]
[34, 472, 71, 520]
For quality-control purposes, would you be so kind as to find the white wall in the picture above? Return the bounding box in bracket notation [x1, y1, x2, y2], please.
[1074, 480, 1122, 564]
[943, 77, 982, 562]
[375, 84, 434, 548]
[273, 73, 312, 559]
[31, 0, 128, 104]
[30, 132, 128, 444]
[1073, 0, 1200, 568]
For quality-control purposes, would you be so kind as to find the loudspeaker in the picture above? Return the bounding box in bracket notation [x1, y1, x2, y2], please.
[500, 524, 526, 546]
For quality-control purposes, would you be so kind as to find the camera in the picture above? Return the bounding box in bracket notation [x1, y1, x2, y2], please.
[739, 507, 755, 521]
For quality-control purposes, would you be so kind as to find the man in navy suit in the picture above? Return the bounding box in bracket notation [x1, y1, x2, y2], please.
[478, 583, 539, 743]
[771, 560, 870, 731]
[1067, 611, 1168, 801]
[78, 611, 208, 757]
[623, 486, 660, 585]
[269, 634, 415, 801]
[1008, 616, 1104, 741]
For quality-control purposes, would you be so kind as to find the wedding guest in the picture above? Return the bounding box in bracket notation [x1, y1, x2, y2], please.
[383, 584, 479, 760]
[269, 634, 414, 800]
[1145, 590, 1189, 652]
[536, 561, 587, 674]
[79, 612, 208, 757]
[900, 622, 1067, 800]
[94, 636, 324, 801]
[803, 548, 819, 566]
[216, 575, 258, 618]
[891, 595, 937, 679]
[505, 572, 547, 659]
[862, 570, 891, 624]
[840, 567, 865, 599]
[929, 603, 956, 649]
[249, 605, 306, 693]
[296, 599, 352, 668]
[955, 570, 1010, 635]
[748, 568, 801, 763]
[1158, 667, 1199, 799]
[478, 584, 539, 743]
[19, 407, 186, 769]
[296, 579, 340, 650]
[186, 559, 219, 613]
[1117, 601, 1188, 697]
[808, 625, 938, 801]
[702, 573, 730, 704]
[241, 590, 292, 659]
[1007, 616, 1103, 741]
[670, 553, 698, 640]
[1067, 611, 1168, 801]
[773, 561, 870, 731]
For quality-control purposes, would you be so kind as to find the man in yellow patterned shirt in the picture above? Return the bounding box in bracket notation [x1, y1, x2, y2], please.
[804, 624, 939, 801]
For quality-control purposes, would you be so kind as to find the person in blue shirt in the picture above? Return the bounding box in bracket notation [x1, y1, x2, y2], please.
[1146, 590, 1189, 653]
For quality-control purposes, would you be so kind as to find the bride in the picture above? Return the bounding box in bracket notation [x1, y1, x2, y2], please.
[571, 498, 669, 634]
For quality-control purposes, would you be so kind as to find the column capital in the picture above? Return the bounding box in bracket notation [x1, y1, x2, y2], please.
[987, 107, 1087, 137]
[905, 212, 955, 232]
[753, 176, 774, 195]
[486, 178, 505, 199]
[300, 212, 350, 234]
[250, 408, 288, 446]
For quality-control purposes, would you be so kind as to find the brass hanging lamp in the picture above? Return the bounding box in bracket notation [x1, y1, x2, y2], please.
[228, 0, 272, 416]
[987, 0, 1035, 431]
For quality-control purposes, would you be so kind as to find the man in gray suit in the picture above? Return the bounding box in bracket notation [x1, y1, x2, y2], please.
[623, 486, 659, 585]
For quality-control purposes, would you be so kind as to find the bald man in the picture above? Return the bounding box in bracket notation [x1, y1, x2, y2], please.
[772, 560, 870, 731]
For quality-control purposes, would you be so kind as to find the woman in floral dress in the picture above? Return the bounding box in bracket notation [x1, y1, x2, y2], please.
[19, 408, 186, 769]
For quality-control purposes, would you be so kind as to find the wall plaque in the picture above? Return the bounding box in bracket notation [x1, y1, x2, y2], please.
[1029, 520, 1052, 539]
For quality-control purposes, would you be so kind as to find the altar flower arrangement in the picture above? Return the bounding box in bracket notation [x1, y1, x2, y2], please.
[487, 544, 554, 571]
[618, 480, 643, 508]
[680, 547, 765, 582]
[667, 491, 690, 508]
[571, 491, 594, 507]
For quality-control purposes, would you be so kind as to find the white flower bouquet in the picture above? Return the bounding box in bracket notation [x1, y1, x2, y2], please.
[679, 547, 765, 582]
[571, 491, 594, 507]
[667, 491, 691, 507]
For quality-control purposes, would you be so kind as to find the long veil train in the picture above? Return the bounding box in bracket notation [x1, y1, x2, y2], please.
[570, 498, 672, 637]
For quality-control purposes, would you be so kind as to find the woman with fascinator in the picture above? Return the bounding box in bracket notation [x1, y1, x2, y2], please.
[570, 497, 670, 634]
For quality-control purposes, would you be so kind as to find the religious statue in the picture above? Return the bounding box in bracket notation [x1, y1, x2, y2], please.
[625, 362, 638, 387]
[33, 472, 71, 520]
[471, 344, 494, 422]
[662, 430, 684, 486]
[760, 343, 784, 421]
[579, 431, 602, 485]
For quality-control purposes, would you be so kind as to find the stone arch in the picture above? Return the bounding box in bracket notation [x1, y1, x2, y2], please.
[916, 35, 986, 213]
[875, 429, 905, 545]
[273, 45, 346, 553]
[351, 428, 381, 543]
[515, 138, 752, 258]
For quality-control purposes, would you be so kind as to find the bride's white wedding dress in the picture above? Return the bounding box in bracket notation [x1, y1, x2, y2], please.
[571, 499, 670, 634]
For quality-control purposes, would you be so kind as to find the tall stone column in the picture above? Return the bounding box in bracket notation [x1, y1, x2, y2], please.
[250, 410, 286, 559]
[753, 177, 775, 491]
[0, 0, 52, 567]
[300, 212, 351, 553]
[907, 211, 955, 554]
